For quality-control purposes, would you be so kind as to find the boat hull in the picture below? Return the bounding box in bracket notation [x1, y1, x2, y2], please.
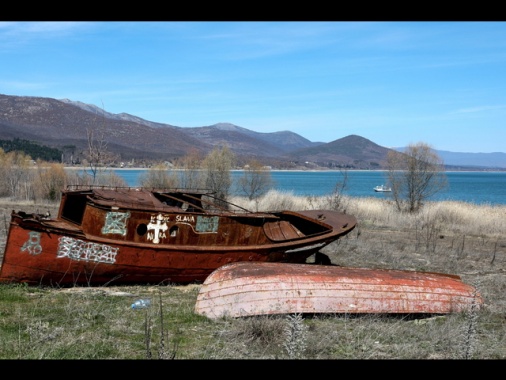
[194, 262, 483, 318]
[0, 187, 357, 286]
[374, 185, 391, 192]
[0, 210, 356, 286]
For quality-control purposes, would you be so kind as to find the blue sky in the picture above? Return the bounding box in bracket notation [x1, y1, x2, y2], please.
[1, 21, 505, 153]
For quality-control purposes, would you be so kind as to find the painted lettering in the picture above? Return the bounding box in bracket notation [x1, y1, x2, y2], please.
[57, 236, 117, 264]
[196, 216, 219, 233]
[21, 231, 43, 255]
[175, 215, 195, 223]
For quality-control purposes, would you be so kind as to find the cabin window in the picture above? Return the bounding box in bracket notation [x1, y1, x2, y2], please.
[154, 192, 205, 212]
[137, 223, 148, 236]
[61, 193, 88, 224]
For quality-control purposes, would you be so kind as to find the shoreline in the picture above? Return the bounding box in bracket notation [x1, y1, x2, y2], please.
[62, 167, 506, 173]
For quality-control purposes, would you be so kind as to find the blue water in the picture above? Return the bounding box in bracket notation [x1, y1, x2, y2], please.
[110, 169, 506, 206]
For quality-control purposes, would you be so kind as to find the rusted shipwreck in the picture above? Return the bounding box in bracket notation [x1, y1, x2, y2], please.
[0, 185, 357, 286]
[194, 262, 483, 319]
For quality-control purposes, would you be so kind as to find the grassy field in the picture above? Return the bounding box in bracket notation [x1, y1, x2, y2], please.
[0, 192, 504, 359]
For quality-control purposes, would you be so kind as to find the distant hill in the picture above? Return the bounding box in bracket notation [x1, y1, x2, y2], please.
[0, 94, 503, 170]
[394, 148, 506, 169]
[182, 122, 322, 155]
[435, 150, 506, 169]
[0, 94, 210, 164]
[287, 134, 392, 170]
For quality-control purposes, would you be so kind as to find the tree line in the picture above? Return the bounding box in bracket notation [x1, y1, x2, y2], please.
[0, 145, 275, 205]
[0, 137, 446, 213]
[0, 138, 63, 162]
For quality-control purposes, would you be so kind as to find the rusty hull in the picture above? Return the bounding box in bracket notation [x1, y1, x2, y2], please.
[194, 262, 483, 318]
[0, 186, 357, 286]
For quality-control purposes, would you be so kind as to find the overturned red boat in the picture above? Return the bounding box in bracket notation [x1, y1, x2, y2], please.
[0, 186, 357, 286]
[194, 262, 483, 318]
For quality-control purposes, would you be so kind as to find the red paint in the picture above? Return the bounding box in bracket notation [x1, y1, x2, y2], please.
[0, 186, 357, 286]
[195, 262, 483, 318]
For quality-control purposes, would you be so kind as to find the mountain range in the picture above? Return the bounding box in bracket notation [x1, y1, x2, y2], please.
[0, 94, 504, 170]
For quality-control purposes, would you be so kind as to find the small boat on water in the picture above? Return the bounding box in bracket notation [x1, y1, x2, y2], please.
[374, 185, 392, 192]
[0, 185, 357, 286]
[195, 262, 483, 319]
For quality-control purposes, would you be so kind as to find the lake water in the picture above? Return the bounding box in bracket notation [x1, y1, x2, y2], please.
[108, 169, 506, 206]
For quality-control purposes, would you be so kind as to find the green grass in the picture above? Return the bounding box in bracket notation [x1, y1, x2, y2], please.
[0, 280, 503, 359]
[0, 194, 505, 359]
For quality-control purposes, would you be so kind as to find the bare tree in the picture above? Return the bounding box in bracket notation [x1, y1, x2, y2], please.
[238, 160, 274, 201]
[0, 149, 34, 200]
[138, 163, 179, 188]
[84, 127, 113, 183]
[386, 142, 448, 213]
[83, 105, 118, 184]
[326, 168, 349, 212]
[202, 145, 235, 207]
[175, 148, 205, 189]
[34, 162, 67, 202]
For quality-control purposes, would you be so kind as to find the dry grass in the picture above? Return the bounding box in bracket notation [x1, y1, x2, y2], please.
[0, 192, 505, 359]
